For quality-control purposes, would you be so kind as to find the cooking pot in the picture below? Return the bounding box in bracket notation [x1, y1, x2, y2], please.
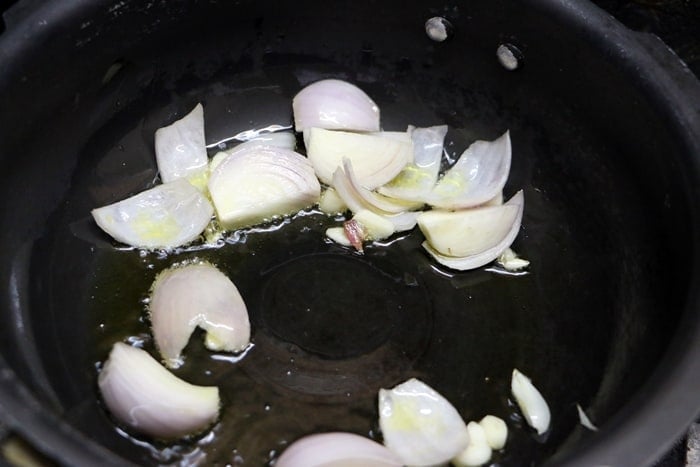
[0, 0, 698, 465]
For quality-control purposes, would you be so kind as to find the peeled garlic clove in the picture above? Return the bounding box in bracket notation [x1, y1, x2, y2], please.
[307, 128, 412, 189]
[276, 432, 402, 467]
[208, 145, 321, 229]
[155, 103, 208, 184]
[453, 422, 492, 467]
[511, 369, 551, 435]
[318, 187, 348, 215]
[293, 79, 380, 132]
[428, 131, 511, 209]
[353, 210, 396, 240]
[419, 190, 524, 271]
[479, 415, 508, 450]
[98, 342, 219, 440]
[91, 179, 214, 249]
[150, 262, 250, 368]
[379, 378, 469, 466]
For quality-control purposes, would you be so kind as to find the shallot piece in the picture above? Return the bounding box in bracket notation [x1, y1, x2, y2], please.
[155, 103, 208, 184]
[98, 342, 219, 440]
[343, 219, 366, 252]
[379, 378, 470, 466]
[427, 131, 511, 209]
[511, 369, 551, 435]
[307, 127, 413, 189]
[207, 145, 320, 229]
[91, 178, 214, 249]
[419, 190, 524, 271]
[453, 422, 492, 467]
[150, 262, 250, 369]
[275, 432, 402, 467]
[292, 79, 380, 132]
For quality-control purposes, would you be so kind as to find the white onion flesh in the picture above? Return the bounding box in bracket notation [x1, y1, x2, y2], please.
[576, 404, 598, 432]
[379, 125, 448, 201]
[511, 369, 551, 435]
[379, 378, 469, 466]
[98, 342, 219, 440]
[307, 128, 413, 189]
[479, 415, 508, 450]
[293, 79, 380, 132]
[149, 262, 250, 369]
[91, 179, 214, 249]
[318, 187, 348, 215]
[340, 159, 422, 214]
[453, 422, 492, 467]
[276, 432, 402, 467]
[155, 103, 208, 184]
[326, 226, 352, 247]
[208, 145, 321, 229]
[427, 131, 511, 209]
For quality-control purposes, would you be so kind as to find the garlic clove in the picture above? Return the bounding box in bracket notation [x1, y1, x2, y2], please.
[275, 432, 402, 467]
[293, 79, 380, 132]
[511, 369, 551, 435]
[98, 342, 219, 440]
[479, 415, 508, 450]
[208, 145, 321, 230]
[318, 187, 348, 215]
[155, 103, 208, 184]
[150, 262, 250, 368]
[427, 131, 511, 209]
[91, 178, 214, 249]
[379, 378, 470, 466]
[453, 422, 493, 467]
[353, 210, 396, 240]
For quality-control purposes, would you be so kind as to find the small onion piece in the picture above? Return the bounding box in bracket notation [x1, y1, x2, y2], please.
[155, 103, 208, 184]
[576, 403, 599, 432]
[453, 422, 492, 467]
[326, 226, 352, 247]
[318, 187, 348, 215]
[91, 179, 214, 249]
[511, 369, 551, 435]
[98, 342, 219, 440]
[292, 79, 380, 132]
[427, 131, 511, 209]
[208, 145, 321, 229]
[276, 432, 402, 467]
[379, 378, 470, 466]
[150, 262, 250, 368]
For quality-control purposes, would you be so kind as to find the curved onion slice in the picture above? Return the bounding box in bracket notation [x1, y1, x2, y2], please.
[576, 404, 598, 432]
[511, 369, 551, 435]
[98, 342, 219, 440]
[276, 432, 402, 467]
[419, 190, 524, 271]
[453, 422, 492, 467]
[379, 378, 469, 466]
[150, 262, 250, 368]
[91, 179, 214, 249]
[427, 131, 511, 209]
[307, 128, 412, 189]
[292, 79, 380, 132]
[339, 159, 421, 214]
[208, 145, 321, 229]
[155, 103, 208, 184]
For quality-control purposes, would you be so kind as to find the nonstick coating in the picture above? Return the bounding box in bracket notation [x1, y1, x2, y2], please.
[0, 1, 698, 466]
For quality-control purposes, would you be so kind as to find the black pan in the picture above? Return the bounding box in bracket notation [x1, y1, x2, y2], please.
[0, 0, 698, 465]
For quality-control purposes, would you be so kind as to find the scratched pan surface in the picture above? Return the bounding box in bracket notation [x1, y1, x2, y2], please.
[0, 1, 698, 466]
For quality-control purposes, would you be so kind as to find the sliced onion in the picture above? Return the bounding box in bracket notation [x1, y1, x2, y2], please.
[427, 131, 511, 209]
[511, 369, 551, 435]
[576, 404, 598, 432]
[246, 131, 296, 150]
[292, 79, 380, 132]
[453, 422, 492, 467]
[479, 415, 508, 450]
[98, 342, 219, 440]
[149, 262, 250, 369]
[276, 432, 402, 467]
[307, 128, 412, 189]
[419, 190, 524, 271]
[379, 125, 448, 201]
[379, 378, 469, 466]
[91, 179, 214, 249]
[155, 103, 208, 184]
[208, 145, 321, 229]
[340, 159, 422, 214]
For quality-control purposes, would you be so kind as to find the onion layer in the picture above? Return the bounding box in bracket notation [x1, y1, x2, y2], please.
[511, 369, 551, 435]
[155, 103, 208, 184]
[98, 342, 219, 440]
[149, 262, 250, 368]
[276, 432, 402, 467]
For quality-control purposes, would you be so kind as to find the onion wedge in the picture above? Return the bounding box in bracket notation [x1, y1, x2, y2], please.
[307, 128, 412, 189]
[98, 342, 219, 440]
[511, 369, 551, 435]
[419, 190, 524, 271]
[292, 79, 380, 132]
[427, 131, 511, 209]
[276, 432, 402, 467]
[155, 103, 208, 184]
[149, 262, 250, 369]
[91, 179, 214, 249]
[208, 145, 321, 229]
[379, 378, 469, 466]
